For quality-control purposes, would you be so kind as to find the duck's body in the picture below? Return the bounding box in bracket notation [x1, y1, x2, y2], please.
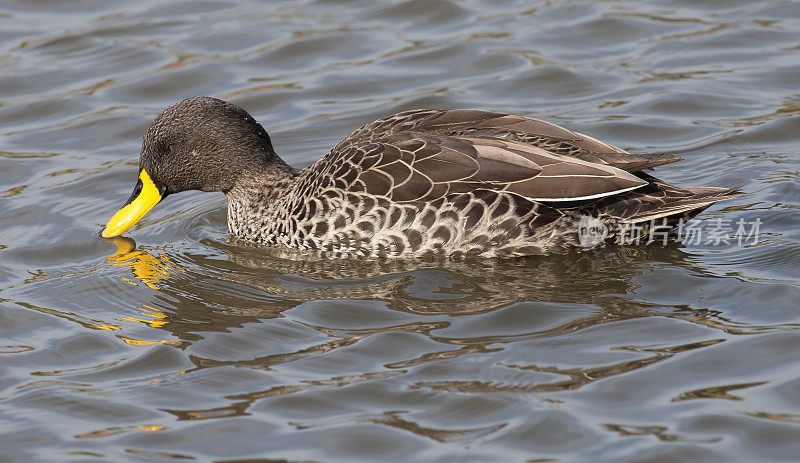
[102, 98, 741, 257]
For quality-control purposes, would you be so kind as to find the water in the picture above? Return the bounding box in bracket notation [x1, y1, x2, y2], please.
[1, 0, 799, 461]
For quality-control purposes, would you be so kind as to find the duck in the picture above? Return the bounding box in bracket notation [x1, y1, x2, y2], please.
[101, 96, 741, 258]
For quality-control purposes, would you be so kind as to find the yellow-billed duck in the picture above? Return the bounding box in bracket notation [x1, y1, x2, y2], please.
[101, 97, 741, 258]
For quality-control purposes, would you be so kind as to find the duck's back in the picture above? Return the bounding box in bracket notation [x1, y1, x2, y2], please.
[231, 110, 740, 257]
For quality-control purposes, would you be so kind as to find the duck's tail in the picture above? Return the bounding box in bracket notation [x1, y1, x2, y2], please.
[625, 185, 744, 225]
[576, 183, 744, 247]
[580, 176, 744, 237]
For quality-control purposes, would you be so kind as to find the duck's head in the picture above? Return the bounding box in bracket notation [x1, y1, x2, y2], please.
[101, 96, 277, 238]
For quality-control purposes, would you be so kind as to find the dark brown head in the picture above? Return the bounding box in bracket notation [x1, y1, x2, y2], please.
[141, 96, 278, 194]
[102, 97, 280, 238]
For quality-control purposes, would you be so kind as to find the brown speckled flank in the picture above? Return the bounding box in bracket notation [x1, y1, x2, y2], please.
[139, 98, 741, 258]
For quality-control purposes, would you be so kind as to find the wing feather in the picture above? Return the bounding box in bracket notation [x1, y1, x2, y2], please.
[309, 109, 706, 209]
[341, 109, 682, 172]
[322, 129, 647, 203]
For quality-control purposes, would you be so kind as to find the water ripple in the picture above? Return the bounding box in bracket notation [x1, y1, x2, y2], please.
[1, 0, 799, 461]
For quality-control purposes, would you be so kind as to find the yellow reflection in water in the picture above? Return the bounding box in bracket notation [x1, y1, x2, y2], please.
[106, 237, 183, 290]
[122, 304, 169, 328]
[103, 237, 188, 341]
[118, 336, 182, 346]
[75, 424, 165, 439]
[96, 324, 121, 331]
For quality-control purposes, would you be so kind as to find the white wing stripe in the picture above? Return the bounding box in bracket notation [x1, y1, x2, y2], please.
[526, 183, 645, 202]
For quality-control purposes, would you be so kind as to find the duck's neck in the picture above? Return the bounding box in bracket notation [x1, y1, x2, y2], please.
[228, 157, 298, 198]
[224, 158, 301, 244]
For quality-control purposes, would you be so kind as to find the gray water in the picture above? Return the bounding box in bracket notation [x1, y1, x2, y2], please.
[1, 0, 800, 461]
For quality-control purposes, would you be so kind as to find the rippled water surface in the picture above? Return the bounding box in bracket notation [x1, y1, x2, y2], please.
[2, 0, 800, 461]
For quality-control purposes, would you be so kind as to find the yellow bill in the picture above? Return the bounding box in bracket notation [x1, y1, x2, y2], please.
[102, 170, 163, 238]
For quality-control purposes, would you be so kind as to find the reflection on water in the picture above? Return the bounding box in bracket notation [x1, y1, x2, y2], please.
[1, 0, 800, 461]
[106, 237, 183, 290]
[110, 235, 689, 330]
[85, 236, 795, 446]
